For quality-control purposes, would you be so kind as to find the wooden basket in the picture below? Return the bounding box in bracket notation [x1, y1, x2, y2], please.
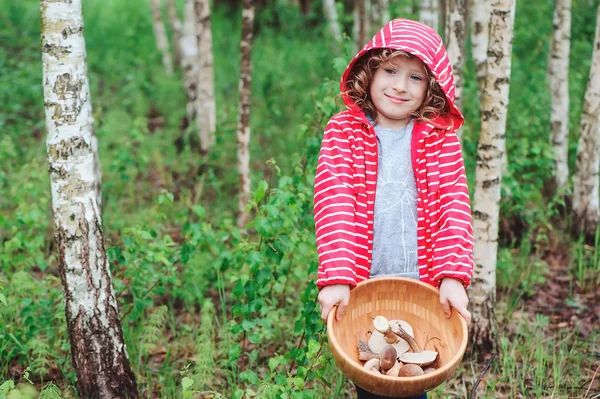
[326, 277, 468, 398]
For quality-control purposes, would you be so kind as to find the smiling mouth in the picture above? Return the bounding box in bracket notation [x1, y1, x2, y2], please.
[385, 94, 409, 103]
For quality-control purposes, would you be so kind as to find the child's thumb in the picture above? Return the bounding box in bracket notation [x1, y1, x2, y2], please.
[336, 296, 350, 321]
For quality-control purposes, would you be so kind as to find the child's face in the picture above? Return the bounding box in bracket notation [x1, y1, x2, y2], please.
[369, 56, 428, 129]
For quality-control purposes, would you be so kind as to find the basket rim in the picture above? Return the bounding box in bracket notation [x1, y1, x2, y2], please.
[326, 277, 469, 382]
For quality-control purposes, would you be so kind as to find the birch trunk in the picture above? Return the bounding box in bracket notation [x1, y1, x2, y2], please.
[549, 0, 571, 192]
[444, 0, 466, 140]
[40, 1, 138, 397]
[194, 0, 217, 151]
[82, 55, 102, 209]
[166, 0, 182, 66]
[420, 0, 439, 32]
[181, 0, 199, 124]
[471, 0, 516, 353]
[151, 0, 174, 76]
[237, 0, 255, 228]
[573, 3, 600, 237]
[470, 0, 490, 97]
[323, 0, 343, 43]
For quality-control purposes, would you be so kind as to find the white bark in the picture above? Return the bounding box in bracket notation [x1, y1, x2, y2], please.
[151, 0, 174, 76]
[237, 0, 255, 228]
[82, 51, 102, 209]
[573, 3, 600, 237]
[549, 0, 571, 192]
[166, 0, 183, 66]
[40, 0, 137, 396]
[194, 0, 217, 151]
[470, 0, 491, 96]
[444, 0, 467, 140]
[323, 0, 343, 43]
[181, 0, 199, 123]
[471, 0, 516, 353]
[420, 0, 439, 32]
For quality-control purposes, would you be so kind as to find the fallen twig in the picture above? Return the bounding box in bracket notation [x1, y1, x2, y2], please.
[469, 353, 496, 399]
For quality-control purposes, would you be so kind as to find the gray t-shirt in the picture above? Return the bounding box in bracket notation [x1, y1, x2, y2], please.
[369, 119, 419, 280]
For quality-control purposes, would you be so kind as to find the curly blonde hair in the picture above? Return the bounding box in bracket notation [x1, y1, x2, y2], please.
[343, 48, 450, 124]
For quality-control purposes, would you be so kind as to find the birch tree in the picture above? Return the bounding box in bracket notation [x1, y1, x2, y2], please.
[194, 0, 217, 151]
[549, 0, 571, 192]
[573, 3, 600, 237]
[444, 0, 466, 140]
[420, 0, 439, 32]
[237, 0, 255, 228]
[166, 0, 182, 66]
[323, 0, 342, 43]
[470, 0, 491, 97]
[471, 0, 516, 353]
[40, 0, 138, 397]
[151, 0, 174, 76]
[181, 0, 199, 124]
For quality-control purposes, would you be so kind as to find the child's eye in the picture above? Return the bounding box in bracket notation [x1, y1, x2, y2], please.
[384, 68, 396, 74]
[411, 75, 423, 81]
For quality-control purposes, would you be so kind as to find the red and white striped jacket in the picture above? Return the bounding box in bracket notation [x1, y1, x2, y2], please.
[314, 19, 474, 290]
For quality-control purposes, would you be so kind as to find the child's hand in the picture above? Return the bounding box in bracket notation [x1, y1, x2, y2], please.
[317, 284, 350, 322]
[439, 278, 471, 325]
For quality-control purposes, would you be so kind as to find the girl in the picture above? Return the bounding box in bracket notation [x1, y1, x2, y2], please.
[314, 18, 473, 399]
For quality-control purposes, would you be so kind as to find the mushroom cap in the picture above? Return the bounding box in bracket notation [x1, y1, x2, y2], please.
[372, 316, 390, 333]
[363, 358, 381, 371]
[389, 319, 414, 337]
[368, 331, 410, 355]
[398, 363, 425, 377]
[379, 345, 397, 372]
[399, 350, 438, 367]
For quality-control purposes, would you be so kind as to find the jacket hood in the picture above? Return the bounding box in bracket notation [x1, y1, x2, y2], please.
[340, 18, 464, 130]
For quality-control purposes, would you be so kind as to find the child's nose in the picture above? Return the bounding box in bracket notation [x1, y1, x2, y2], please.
[392, 78, 408, 92]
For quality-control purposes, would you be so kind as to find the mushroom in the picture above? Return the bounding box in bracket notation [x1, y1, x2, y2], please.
[378, 345, 397, 373]
[424, 367, 436, 374]
[389, 319, 414, 337]
[363, 358, 381, 374]
[399, 350, 438, 367]
[398, 363, 424, 377]
[385, 360, 404, 376]
[372, 316, 398, 344]
[368, 316, 411, 355]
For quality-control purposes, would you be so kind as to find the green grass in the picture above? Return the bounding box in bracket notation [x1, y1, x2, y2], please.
[1, 0, 600, 397]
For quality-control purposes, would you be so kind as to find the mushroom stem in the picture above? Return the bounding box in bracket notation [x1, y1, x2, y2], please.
[372, 316, 398, 344]
[392, 324, 421, 352]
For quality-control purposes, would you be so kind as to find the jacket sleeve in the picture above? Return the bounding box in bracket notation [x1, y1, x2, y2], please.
[314, 118, 358, 289]
[429, 131, 474, 288]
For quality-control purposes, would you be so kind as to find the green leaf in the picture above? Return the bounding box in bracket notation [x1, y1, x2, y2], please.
[239, 370, 259, 384]
[241, 319, 255, 332]
[140, 231, 153, 240]
[0, 380, 14, 394]
[191, 205, 205, 219]
[253, 180, 269, 203]
[181, 377, 194, 391]
[306, 340, 320, 359]
[0, 293, 6, 307]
